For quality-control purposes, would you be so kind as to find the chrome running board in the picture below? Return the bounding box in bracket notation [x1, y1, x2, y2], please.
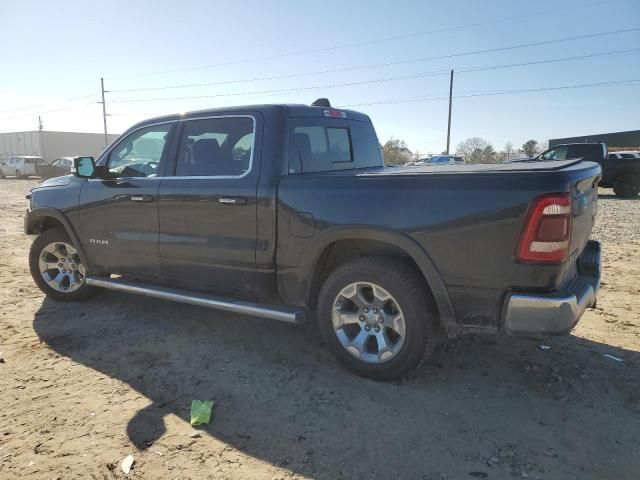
[85, 276, 306, 324]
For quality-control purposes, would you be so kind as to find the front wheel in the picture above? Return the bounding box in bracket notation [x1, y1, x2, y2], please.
[29, 227, 98, 301]
[613, 175, 640, 198]
[317, 257, 439, 381]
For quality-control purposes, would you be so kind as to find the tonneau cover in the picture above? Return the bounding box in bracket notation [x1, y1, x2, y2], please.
[366, 159, 585, 175]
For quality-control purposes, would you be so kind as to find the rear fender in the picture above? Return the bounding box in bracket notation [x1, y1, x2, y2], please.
[302, 227, 458, 336]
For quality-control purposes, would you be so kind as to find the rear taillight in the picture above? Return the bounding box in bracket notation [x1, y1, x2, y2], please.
[517, 193, 572, 264]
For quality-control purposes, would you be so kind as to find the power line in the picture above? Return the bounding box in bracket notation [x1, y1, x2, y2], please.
[107, 27, 640, 94]
[107, 0, 618, 80]
[341, 79, 640, 107]
[107, 47, 640, 104]
[0, 103, 98, 121]
[0, 93, 97, 114]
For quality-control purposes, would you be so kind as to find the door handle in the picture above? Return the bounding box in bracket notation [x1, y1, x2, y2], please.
[218, 197, 246, 205]
[130, 195, 154, 202]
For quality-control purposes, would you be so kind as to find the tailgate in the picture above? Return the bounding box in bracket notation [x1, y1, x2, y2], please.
[569, 168, 600, 261]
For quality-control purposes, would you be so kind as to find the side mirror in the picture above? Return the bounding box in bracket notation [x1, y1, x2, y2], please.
[73, 156, 96, 178]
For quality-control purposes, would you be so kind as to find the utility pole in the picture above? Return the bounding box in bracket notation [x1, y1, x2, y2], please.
[99, 77, 108, 147]
[446, 69, 454, 155]
[38, 116, 45, 162]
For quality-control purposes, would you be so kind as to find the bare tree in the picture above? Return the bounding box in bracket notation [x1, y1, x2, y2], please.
[456, 137, 496, 163]
[504, 141, 515, 161]
[537, 139, 549, 154]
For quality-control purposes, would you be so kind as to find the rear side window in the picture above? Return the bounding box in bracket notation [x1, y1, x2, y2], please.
[175, 117, 254, 177]
[608, 153, 619, 159]
[620, 153, 635, 159]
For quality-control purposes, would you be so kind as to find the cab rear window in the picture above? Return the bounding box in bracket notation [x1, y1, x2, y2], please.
[290, 119, 382, 173]
[293, 126, 352, 171]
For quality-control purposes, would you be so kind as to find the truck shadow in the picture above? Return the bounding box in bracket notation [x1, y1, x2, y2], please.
[33, 292, 640, 479]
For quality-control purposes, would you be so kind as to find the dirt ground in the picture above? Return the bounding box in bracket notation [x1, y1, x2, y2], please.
[1, 178, 639, 480]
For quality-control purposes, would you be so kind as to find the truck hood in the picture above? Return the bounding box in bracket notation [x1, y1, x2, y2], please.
[32, 175, 77, 189]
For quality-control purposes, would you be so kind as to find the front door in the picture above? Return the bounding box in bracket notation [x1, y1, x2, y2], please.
[158, 115, 259, 296]
[79, 122, 176, 278]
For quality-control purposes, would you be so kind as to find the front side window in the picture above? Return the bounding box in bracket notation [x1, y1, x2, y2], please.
[540, 146, 568, 161]
[175, 117, 254, 177]
[108, 124, 172, 177]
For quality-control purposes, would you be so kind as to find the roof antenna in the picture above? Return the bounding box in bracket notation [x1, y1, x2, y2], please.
[311, 98, 331, 107]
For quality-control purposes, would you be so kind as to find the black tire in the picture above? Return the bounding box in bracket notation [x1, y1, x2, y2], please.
[16, 170, 22, 179]
[613, 174, 640, 198]
[29, 227, 98, 301]
[317, 256, 439, 381]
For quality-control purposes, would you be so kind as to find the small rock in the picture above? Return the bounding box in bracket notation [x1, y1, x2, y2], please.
[120, 454, 135, 475]
[488, 456, 499, 465]
[189, 431, 201, 438]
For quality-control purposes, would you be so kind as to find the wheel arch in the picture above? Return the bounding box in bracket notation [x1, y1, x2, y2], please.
[25, 208, 92, 272]
[302, 227, 458, 337]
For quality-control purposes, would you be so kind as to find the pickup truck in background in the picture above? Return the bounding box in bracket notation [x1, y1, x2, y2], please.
[35, 157, 74, 179]
[536, 143, 640, 197]
[24, 101, 602, 380]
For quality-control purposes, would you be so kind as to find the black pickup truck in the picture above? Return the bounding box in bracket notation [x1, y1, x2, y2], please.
[25, 102, 602, 380]
[536, 143, 640, 197]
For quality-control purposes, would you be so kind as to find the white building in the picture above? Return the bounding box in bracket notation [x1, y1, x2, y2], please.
[0, 131, 120, 164]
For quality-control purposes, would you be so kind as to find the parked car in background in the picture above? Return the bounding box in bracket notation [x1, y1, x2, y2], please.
[0, 155, 42, 179]
[35, 157, 74, 179]
[608, 151, 640, 160]
[25, 101, 602, 380]
[535, 143, 640, 197]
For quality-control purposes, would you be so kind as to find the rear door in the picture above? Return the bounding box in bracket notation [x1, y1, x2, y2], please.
[158, 114, 260, 296]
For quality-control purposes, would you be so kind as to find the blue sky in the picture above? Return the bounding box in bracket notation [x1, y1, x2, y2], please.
[1, 0, 639, 154]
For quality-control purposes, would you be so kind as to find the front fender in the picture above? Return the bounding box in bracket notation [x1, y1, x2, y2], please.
[25, 207, 92, 272]
[301, 227, 458, 336]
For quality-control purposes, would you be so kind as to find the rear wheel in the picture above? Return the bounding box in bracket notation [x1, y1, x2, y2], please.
[29, 227, 98, 301]
[613, 175, 640, 198]
[317, 256, 438, 381]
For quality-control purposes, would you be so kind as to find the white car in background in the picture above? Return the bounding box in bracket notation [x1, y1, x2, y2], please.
[0, 156, 42, 179]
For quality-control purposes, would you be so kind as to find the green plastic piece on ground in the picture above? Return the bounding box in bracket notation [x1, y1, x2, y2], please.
[190, 400, 214, 426]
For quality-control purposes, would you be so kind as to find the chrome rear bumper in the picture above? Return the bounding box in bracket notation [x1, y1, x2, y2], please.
[503, 240, 601, 335]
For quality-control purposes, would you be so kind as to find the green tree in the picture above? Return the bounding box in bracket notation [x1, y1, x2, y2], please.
[522, 139, 538, 158]
[381, 137, 413, 165]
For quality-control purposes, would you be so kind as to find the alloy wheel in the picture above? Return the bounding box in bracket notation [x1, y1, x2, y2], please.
[331, 282, 406, 363]
[38, 241, 86, 293]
